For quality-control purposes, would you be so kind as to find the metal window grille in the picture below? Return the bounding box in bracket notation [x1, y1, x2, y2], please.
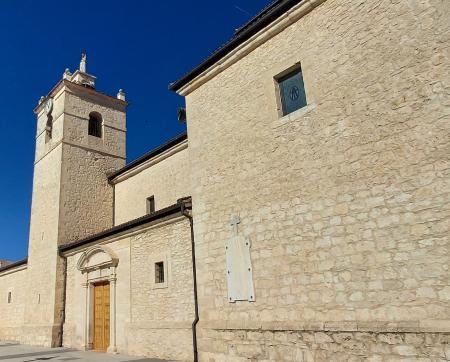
[147, 196, 155, 214]
[88, 114, 102, 138]
[155, 262, 164, 284]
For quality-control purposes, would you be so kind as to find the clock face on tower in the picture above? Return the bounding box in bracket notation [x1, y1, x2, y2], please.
[44, 98, 53, 115]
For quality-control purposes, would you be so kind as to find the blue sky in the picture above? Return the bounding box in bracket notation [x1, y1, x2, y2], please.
[0, 0, 271, 261]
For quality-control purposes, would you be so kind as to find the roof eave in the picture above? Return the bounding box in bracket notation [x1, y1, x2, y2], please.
[0, 258, 28, 273]
[34, 79, 128, 114]
[168, 0, 305, 93]
[107, 132, 188, 183]
[59, 199, 191, 254]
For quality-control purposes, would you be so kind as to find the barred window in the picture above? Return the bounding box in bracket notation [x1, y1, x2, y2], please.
[88, 112, 102, 138]
[155, 262, 164, 284]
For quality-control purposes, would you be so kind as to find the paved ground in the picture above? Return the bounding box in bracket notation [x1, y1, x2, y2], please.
[0, 342, 172, 362]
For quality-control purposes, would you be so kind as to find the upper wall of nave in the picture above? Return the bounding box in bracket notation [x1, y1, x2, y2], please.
[110, 133, 190, 225]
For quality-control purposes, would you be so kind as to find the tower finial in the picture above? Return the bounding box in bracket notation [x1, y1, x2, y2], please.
[80, 53, 87, 73]
[117, 89, 126, 101]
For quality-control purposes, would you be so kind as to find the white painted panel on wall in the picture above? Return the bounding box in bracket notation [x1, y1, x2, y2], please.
[225, 216, 255, 302]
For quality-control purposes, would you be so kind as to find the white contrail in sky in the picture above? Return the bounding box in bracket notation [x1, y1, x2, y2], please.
[234, 5, 251, 16]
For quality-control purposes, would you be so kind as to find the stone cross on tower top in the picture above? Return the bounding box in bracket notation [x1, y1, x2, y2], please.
[80, 53, 87, 73]
[69, 53, 96, 89]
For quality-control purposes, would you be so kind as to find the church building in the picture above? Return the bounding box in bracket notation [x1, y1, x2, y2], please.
[1, 0, 449, 361]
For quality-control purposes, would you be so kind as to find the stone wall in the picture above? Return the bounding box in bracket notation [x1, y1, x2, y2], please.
[63, 235, 131, 352]
[59, 84, 127, 244]
[114, 144, 190, 225]
[0, 267, 27, 341]
[58, 143, 123, 244]
[23, 142, 63, 347]
[63, 87, 127, 159]
[128, 217, 195, 361]
[199, 328, 450, 362]
[63, 217, 194, 361]
[184, 0, 450, 359]
[15, 79, 127, 347]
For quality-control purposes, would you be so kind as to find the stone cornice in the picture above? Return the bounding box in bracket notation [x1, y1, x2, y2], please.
[110, 139, 188, 184]
[199, 319, 450, 334]
[0, 258, 28, 276]
[108, 132, 187, 184]
[34, 79, 127, 114]
[59, 200, 191, 255]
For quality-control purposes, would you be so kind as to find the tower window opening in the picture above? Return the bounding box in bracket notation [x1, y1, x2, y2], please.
[46, 115, 53, 142]
[7, 292, 12, 304]
[88, 112, 102, 138]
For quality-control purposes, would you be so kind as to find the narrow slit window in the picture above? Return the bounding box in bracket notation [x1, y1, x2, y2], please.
[88, 112, 102, 138]
[7, 292, 12, 304]
[147, 196, 155, 214]
[155, 262, 164, 284]
[46, 115, 53, 142]
[277, 67, 307, 116]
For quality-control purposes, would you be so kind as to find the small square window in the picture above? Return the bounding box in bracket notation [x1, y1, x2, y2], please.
[155, 262, 164, 284]
[7, 292, 12, 304]
[147, 196, 155, 214]
[277, 68, 307, 116]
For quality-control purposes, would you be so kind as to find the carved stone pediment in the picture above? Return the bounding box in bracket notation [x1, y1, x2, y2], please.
[76, 246, 119, 273]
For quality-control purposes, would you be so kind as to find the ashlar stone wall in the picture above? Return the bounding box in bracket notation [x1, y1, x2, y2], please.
[23, 142, 63, 346]
[199, 329, 450, 362]
[19, 80, 127, 347]
[0, 267, 27, 341]
[63, 217, 194, 361]
[59, 84, 127, 244]
[63, 236, 131, 352]
[184, 0, 450, 360]
[114, 144, 190, 225]
[127, 217, 195, 361]
[58, 143, 123, 244]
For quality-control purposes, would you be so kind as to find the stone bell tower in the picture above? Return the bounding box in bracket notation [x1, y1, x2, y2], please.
[23, 54, 127, 346]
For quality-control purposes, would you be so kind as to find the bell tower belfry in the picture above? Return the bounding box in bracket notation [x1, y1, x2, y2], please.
[24, 55, 127, 346]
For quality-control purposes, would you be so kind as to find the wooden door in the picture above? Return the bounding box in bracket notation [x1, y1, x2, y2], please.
[93, 282, 110, 351]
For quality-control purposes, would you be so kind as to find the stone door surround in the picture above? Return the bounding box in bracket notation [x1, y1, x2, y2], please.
[77, 246, 119, 353]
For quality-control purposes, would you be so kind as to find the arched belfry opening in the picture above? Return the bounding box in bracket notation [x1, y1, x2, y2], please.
[88, 112, 102, 138]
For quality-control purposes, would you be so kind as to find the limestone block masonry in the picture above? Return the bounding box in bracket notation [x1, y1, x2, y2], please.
[62, 217, 194, 361]
[0, 265, 27, 340]
[1, 0, 449, 360]
[127, 218, 194, 361]
[181, 0, 450, 360]
[113, 141, 190, 224]
[5, 68, 127, 347]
